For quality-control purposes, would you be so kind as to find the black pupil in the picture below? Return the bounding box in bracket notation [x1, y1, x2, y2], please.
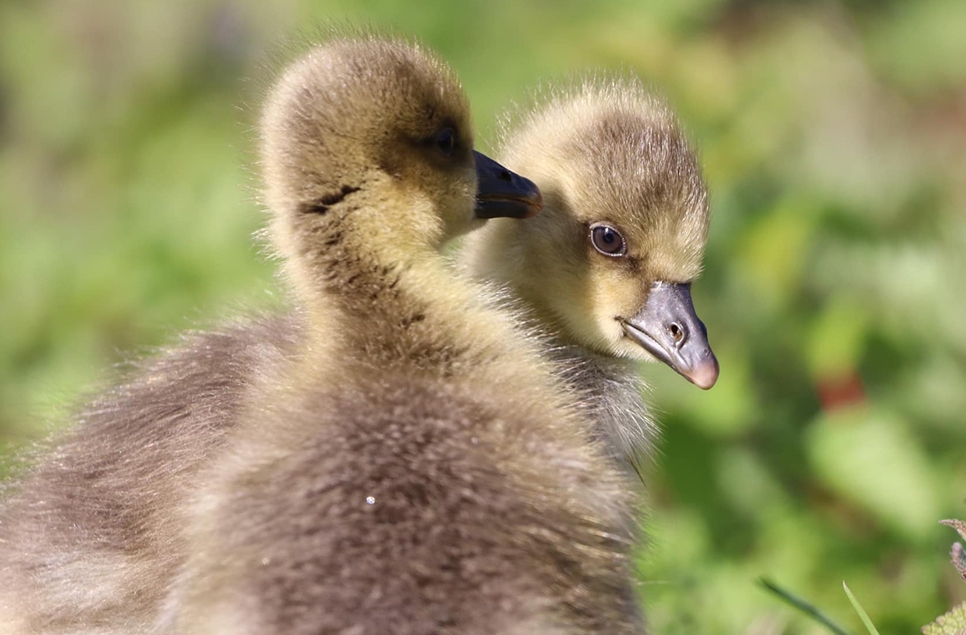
[437, 129, 455, 154]
[593, 226, 623, 254]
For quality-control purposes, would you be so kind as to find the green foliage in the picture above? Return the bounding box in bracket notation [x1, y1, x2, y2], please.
[843, 582, 880, 635]
[2, 0, 964, 632]
[759, 578, 852, 635]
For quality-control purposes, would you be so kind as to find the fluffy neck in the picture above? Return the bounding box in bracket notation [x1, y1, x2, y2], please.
[463, 220, 658, 466]
[462, 218, 579, 349]
[549, 342, 657, 466]
[278, 189, 549, 382]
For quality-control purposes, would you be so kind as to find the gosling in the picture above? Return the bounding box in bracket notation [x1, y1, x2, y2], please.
[159, 38, 640, 634]
[0, 37, 642, 635]
[0, 38, 537, 635]
[462, 78, 718, 468]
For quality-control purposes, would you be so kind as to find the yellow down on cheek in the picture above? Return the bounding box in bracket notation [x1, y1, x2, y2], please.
[583, 264, 645, 346]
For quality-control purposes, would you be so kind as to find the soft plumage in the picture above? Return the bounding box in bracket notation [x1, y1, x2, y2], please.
[0, 37, 643, 635]
[161, 37, 639, 634]
[462, 78, 717, 465]
[0, 315, 302, 634]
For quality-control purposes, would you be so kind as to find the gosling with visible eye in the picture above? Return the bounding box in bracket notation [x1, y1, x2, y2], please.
[0, 35, 585, 635]
[150, 38, 641, 634]
[462, 79, 718, 469]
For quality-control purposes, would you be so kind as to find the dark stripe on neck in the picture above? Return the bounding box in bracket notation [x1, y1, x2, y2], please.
[299, 185, 362, 215]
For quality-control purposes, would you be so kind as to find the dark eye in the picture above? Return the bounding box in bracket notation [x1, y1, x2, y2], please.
[435, 127, 456, 155]
[668, 322, 684, 343]
[590, 222, 626, 257]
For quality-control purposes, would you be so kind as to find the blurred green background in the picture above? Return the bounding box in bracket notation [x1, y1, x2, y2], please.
[1, 0, 964, 632]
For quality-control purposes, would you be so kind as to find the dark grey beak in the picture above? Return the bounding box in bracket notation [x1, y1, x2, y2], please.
[620, 282, 719, 390]
[473, 150, 543, 219]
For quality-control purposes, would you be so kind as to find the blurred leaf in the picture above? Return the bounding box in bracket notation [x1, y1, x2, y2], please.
[807, 297, 869, 382]
[806, 406, 940, 541]
[866, 0, 966, 94]
[646, 341, 757, 438]
[735, 199, 814, 310]
[717, 448, 786, 519]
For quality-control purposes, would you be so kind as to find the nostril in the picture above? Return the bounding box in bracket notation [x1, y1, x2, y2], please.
[498, 169, 512, 182]
[668, 322, 685, 345]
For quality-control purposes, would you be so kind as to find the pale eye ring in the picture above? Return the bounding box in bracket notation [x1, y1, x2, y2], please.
[589, 222, 626, 257]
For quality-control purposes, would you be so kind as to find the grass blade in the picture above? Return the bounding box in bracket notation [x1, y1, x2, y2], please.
[758, 577, 853, 635]
[843, 581, 880, 635]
